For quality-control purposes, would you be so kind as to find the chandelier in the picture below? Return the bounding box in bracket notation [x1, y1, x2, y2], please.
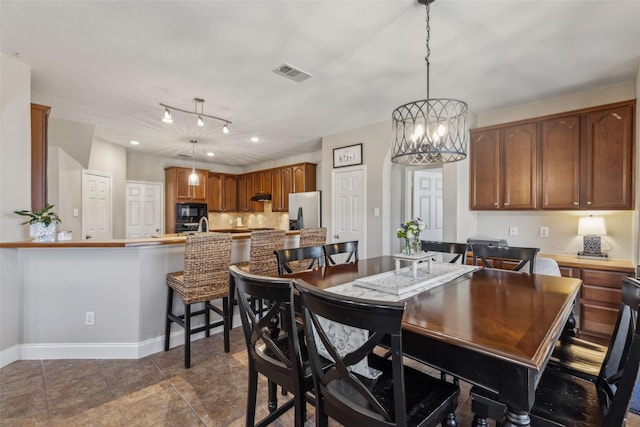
[160, 98, 231, 134]
[391, 0, 468, 165]
[188, 140, 199, 186]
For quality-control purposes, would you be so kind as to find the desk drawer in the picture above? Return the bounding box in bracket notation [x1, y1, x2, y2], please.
[580, 301, 618, 338]
[581, 269, 628, 288]
[582, 285, 621, 305]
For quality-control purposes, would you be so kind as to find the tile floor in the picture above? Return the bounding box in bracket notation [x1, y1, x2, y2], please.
[1, 327, 639, 426]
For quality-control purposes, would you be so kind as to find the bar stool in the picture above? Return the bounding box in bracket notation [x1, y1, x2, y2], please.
[165, 233, 232, 368]
[299, 227, 327, 247]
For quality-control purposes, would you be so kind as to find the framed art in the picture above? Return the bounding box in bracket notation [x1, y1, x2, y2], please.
[333, 143, 363, 168]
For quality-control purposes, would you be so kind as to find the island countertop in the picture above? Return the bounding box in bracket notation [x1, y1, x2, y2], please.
[0, 230, 300, 248]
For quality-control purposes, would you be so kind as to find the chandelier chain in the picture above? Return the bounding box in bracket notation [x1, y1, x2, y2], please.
[425, 0, 431, 99]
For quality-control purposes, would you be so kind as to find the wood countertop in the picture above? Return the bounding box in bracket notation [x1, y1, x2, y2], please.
[539, 253, 636, 273]
[0, 230, 300, 248]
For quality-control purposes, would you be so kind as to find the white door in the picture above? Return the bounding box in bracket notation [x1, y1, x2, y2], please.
[412, 169, 443, 241]
[125, 181, 163, 238]
[82, 170, 112, 240]
[331, 166, 367, 259]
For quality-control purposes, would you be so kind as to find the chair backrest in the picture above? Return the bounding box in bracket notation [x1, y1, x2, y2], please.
[183, 233, 232, 295]
[274, 246, 324, 276]
[249, 230, 286, 277]
[294, 279, 408, 426]
[622, 277, 640, 315]
[533, 257, 561, 276]
[420, 240, 468, 264]
[471, 244, 540, 273]
[323, 241, 359, 265]
[299, 227, 327, 247]
[600, 303, 640, 426]
[229, 265, 305, 391]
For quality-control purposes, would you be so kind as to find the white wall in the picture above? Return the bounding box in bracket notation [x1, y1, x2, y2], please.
[48, 147, 83, 239]
[49, 117, 94, 169]
[0, 53, 31, 360]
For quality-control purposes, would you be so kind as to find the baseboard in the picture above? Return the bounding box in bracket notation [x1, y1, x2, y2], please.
[6, 312, 241, 363]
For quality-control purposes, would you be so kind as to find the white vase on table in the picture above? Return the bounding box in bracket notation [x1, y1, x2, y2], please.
[30, 222, 57, 242]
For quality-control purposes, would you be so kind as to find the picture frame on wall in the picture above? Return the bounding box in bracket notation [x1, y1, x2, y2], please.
[333, 143, 363, 168]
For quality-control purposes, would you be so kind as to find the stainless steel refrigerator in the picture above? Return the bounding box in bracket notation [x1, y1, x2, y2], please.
[288, 191, 321, 230]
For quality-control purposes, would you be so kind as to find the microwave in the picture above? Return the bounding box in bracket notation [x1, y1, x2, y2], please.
[176, 203, 207, 225]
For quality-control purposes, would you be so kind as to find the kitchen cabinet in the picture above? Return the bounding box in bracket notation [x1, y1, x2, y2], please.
[166, 167, 208, 202]
[469, 123, 537, 210]
[237, 174, 254, 212]
[540, 103, 635, 210]
[270, 168, 285, 212]
[208, 173, 237, 212]
[31, 103, 51, 212]
[252, 171, 270, 213]
[292, 163, 317, 193]
[471, 100, 635, 211]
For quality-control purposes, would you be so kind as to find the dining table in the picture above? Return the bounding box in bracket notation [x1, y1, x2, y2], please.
[285, 255, 582, 427]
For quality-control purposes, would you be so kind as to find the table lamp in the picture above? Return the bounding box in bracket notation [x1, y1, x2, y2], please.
[577, 215, 607, 260]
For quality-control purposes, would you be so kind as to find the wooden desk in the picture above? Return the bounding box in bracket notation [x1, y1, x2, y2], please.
[288, 256, 582, 427]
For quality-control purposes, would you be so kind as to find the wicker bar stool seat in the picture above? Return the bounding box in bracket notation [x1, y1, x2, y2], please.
[165, 233, 233, 368]
[299, 227, 327, 247]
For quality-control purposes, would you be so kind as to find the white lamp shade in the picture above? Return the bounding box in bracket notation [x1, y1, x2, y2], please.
[578, 216, 606, 236]
[188, 169, 200, 186]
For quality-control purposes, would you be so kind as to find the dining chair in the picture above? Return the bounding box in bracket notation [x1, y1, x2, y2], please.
[294, 279, 460, 427]
[299, 227, 327, 247]
[470, 299, 639, 427]
[274, 246, 323, 276]
[549, 276, 640, 383]
[322, 240, 359, 266]
[229, 265, 322, 427]
[420, 240, 468, 264]
[471, 244, 540, 273]
[165, 233, 232, 368]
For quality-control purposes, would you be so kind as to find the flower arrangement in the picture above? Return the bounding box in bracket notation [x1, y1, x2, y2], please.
[397, 217, 425, 254]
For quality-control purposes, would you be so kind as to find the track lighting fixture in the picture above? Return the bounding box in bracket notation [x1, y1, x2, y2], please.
[159, 98, 231, 133]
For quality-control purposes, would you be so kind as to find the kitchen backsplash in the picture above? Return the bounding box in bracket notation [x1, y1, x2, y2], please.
[208, 202, 289, 230]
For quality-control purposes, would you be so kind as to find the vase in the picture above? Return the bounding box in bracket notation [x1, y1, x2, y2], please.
[30, 222, 57, 242]
[401, 238, 415, 255]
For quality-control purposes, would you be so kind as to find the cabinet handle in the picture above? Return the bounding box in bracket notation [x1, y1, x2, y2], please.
[587, 201, 592, 205]
[504, 202, 509, 207]
[494, 202, 499, 207]
[573, 202, 578, 206]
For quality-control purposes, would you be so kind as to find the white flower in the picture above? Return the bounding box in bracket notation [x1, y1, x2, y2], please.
[406, 230, 414, 239]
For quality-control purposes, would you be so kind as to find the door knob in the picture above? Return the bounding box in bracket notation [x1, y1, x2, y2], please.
[333, 234, 339, 239]
[85, 235, 92, 239]
[156, 229, 160, 232]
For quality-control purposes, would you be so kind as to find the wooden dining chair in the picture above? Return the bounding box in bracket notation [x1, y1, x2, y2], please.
[229, 265, 320, 427]
[322, 240, 359, 266]
[421, 240, 468, 264]
[294, 279, 460, 427]
[471, 244, 540, 273]
[165, 233, 232, 368]
[549, 277, 640, 383]
[470, 300, 638, 427]
[274, 246, 323, 276]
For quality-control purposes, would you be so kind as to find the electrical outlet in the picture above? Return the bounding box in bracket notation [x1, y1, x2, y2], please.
[85, 311, 95, 326]
[509, 226, 518, 237]
[540, 226, 549, 238]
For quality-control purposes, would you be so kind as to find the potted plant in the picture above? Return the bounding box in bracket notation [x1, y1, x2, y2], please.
[14, 204, 61, 242]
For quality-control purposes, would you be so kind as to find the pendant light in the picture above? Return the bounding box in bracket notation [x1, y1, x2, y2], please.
[391, 0, 468, 165]
[188, 140, 199, 186]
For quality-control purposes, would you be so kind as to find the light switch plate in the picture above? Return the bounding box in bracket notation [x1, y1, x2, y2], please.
[509, 226, 518, 237]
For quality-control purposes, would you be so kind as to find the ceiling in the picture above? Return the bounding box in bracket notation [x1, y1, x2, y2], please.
[2, 0, 640, 167]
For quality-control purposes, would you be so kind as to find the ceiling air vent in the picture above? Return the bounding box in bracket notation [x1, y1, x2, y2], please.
[272, 63, 312, 83]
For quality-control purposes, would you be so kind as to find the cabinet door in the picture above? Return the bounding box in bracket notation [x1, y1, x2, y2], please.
[175, 168, 193, 200]
[469, 129, 500, 210]
[223, 175, 237, 212]
[31, 103, 51, 212]
[540, 116, 581, 209]
[191, 170, 208, 201]
[281, 167, 293, 212]
[207, 173, 222, 212]
[237, 175, 249, 212]
[502, 123, 537, 209]
[583, 105, 634, 209]
[270, 169, 284, 212]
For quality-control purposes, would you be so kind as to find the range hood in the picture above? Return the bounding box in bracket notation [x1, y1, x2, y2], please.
[250, 193, 272, 202]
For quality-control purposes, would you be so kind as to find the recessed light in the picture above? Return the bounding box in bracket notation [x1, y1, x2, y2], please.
[250, 137, 261, 143]
[129, 140, 140, 145]
[207, 152, 215, 157]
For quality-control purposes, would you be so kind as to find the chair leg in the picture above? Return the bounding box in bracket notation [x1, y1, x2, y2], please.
[222, 296, 230, 353]
[184, 302, 191, 369]
[442, 412, 457, 427]
[204, 301, 211, 337]
[293, 392, 305, 427]
[268, 380, 278, 413]
[228, 277, 235, 331]
[164, 287, 174, 352]
[246, 365, 258, 427]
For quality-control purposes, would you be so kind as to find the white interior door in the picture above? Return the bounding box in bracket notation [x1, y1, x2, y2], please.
[126, 181, 163, 238]
[331, 166, 367, 259]
[412, 169, 443, 242]
[82, 170, 112, 240]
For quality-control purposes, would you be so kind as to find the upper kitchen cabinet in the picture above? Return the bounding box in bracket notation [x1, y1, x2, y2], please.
[270, 168, 286, 212]
[583, 104, 634, 209]
[208, 173, 237, 212]
[471, 100, 635, 211]
[469, 123, 537, 210]
[31, 103, 51, 212]
[292, 163, 317, 193]
[237, 173, 254, 212]
[165, 167, 208, 203]
[541, 102, 635, 210]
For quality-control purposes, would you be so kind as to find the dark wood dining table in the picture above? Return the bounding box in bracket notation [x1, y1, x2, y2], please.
[286, 256, 582, 427]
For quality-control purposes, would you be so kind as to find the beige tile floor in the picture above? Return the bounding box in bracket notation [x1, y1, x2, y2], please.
[1, 327, 639, 426]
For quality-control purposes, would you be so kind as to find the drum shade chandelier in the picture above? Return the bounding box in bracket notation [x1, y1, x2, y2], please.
[391, 0, 468, 165]
[160, 98, 231, 134]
